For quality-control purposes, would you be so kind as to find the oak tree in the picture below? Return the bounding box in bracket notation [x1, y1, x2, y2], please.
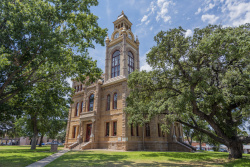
[126, 24, 250, 159]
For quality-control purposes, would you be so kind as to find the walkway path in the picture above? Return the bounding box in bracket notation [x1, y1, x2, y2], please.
[26, 150, 69, 167]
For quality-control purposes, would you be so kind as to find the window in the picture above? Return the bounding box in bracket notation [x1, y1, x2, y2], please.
[113, 122, 117, 136]
[80, 101, 84, 113]
[80, 84, 82, 91]
[75, 103, 79, 116]
[113, 93, 117, 109]
[77, 86, 79, 92]
[74, 86, 76, 92]
[131, 124, 134, 136]
[106, 122, 109, 136]
[136, 125, 139, 136]
[73, 126, 77, 138]
[111, 51, 120, 78]
[145, 123, 150, 137]
[128, 51, 134, 74]
[88, 94, 94, 111]
[106, 94, 110, 111]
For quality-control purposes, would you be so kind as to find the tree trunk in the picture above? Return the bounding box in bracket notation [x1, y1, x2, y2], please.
[31, 114, 38, 150]
[39, 134, 44, 147]
[228, 141, 243, 159]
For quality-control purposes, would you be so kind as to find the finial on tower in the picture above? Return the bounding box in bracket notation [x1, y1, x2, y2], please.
[105, 33, 110, 44]
[122, 11, 124, 15]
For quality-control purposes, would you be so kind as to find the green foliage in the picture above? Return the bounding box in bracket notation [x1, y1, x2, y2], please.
[14, 76, 69, 147]
[0, 0, 107, 120]
[126, 24, 250, 158]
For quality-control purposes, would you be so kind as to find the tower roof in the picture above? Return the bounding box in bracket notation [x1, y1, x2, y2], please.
[113, 11, 132, 30]
[117, 11, 128, 20]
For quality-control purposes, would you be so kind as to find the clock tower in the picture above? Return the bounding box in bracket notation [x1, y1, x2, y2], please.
[104, 11, 140, 82]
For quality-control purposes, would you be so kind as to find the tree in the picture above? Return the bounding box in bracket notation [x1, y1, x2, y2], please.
[0, 0, 107, 120]
[15, 77, 70, 150]
[126, 24, 250, 159]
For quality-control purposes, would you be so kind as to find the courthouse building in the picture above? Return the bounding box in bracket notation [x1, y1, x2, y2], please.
[64, 12, 194, 152]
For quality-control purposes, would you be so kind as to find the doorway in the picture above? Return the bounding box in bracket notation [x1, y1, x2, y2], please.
[86, 124, 92, 142]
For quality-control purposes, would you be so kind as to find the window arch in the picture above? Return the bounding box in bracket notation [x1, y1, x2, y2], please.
[111, 51, 120, 78]
[107, 94, 110, 111]
[80, 101, 84, 113]
[75, 103, 79, 116]
[128, 51, 134, 74]
[88, 94, 94, 111]
[113, 93, 117, 109]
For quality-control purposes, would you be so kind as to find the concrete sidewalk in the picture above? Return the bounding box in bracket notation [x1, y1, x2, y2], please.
[26, 150, 69, 167]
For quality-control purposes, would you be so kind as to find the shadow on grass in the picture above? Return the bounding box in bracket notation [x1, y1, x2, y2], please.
[0, 146, 54, 167]
[46, 151, 250, 167]
[140, 151, 228, 161]
[45, 151, 216, 167]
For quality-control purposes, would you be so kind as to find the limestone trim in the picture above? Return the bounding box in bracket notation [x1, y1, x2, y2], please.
[111, 29, 121, 41]
[126, 30, 135, 41]
[85, 90, 95, 100]
[107, 38, 123, 48]
[102, 76, 127, 87]
[126, 38, 138, 49]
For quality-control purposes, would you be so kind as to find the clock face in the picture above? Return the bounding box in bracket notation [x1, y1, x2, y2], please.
[114, 32, 119, 39]
[128, 33, 132, 40]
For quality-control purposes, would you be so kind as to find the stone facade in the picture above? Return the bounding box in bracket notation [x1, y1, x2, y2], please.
[64, 12, 193, 152]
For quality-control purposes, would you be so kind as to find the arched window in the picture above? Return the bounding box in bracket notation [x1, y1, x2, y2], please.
[111, 51, 120, 78]
[88, 94, 94, 111]
[113, 93, 117, 109]
[75, 103, 79, 116]
[106, 94, 110, 111]
[128, 51, 134, 74]
[80, 101, 84, 113]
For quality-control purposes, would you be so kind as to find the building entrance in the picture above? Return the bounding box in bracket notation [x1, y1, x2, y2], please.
[86, 124, 92, 142]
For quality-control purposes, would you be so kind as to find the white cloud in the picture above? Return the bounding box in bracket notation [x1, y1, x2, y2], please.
[140, 63, 152, 72]
[156, 0, 174, 23]
[147, 1, 157, 13]
[150, 26, 153, 31]
[145, 20, 150, 25]
[185, 29, 193, 37]
[140, 50, 152, 72]
[204, 3, 215, 12]
[195, 8, 202, 15]
[201, 14, 219, 24]
[223, 0, 250, 26]
[141, 15, 148, 22]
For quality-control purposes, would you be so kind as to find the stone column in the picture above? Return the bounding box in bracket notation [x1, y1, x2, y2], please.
[78, 121, 83, 143]
[83, 87, 87, 112]
[136, 36, 140, 71]
[178, 123, 183, 142]
[172, 123, 177, 142]
[121, 81, 127, 138]
[105, 35, 110, 81]
[121, 27, 127, 77]
[65, 105, 72, 146]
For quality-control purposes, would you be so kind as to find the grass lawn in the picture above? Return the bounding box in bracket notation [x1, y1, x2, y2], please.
[46, 150, 250, 167]
[0, 145, 63, 167]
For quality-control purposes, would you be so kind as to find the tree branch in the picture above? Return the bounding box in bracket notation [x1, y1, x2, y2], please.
[177, 119, 226, 144]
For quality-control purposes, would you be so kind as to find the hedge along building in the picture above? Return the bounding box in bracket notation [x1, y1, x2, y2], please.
[64, 11, 194, 152]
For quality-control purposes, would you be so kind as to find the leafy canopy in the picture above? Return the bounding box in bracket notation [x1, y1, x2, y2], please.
[0, 0, 107, 120]
[126, 24, 250, 148]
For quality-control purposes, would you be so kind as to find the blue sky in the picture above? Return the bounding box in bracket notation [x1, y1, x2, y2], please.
[87, 0, 250, 72]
